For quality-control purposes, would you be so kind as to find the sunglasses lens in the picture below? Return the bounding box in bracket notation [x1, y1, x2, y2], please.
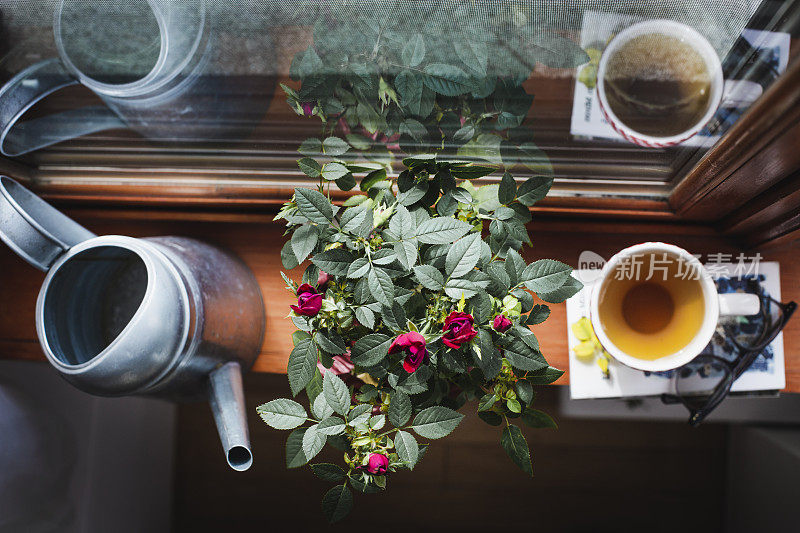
[675, 356, 731, 410]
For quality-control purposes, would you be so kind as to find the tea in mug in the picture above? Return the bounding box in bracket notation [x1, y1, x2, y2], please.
[603, 33, 712, 137]
[597, 253, 705, 360]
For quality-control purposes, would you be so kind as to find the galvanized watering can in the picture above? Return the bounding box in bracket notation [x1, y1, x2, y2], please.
[0, 176, 265, 471]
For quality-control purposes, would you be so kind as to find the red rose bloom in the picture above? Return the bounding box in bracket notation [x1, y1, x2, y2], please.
[493, 314, 512, 333]
[388, 331, 427, 373]
[442, 312, 478, 349]
[290, 283, 322, 316]
[366, 453, 389, 475]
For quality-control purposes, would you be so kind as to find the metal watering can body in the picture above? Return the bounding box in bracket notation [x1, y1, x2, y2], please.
[0, 176, 264, 470]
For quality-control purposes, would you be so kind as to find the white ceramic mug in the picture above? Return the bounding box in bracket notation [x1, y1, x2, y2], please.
[589, 243, 760, 372]
[596, 20, 725, 147]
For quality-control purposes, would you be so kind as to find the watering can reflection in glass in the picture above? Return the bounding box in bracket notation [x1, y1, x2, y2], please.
[0, 0, 275, 156]
[0, 177, 265, 471]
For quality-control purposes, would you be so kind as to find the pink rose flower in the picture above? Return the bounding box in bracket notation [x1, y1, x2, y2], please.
[493, 314, 512, 333]
[442, 312, 478, 349]
[366, 453, 389, 475]
[290, 283, 322, 316]
[301, 102, 315, 117]
[388, 331, 427, 373]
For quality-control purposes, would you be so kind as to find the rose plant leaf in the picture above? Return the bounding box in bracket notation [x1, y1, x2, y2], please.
[351, 333, 393, 366]
[302, 424, 327, 461]
[398, 181, 428, 206]
[475, 329, 502, 379]
[522, 409, 558, 429]
[322, 136, 350, 156]
[335, 173, 356, 192]
[311, 248, 355, 276]
[346, 404, 372, 426]
[395, 430, 420, 469]
[256, 398, 308, 430]
[516, 176, 554, 206]
[368, 267, 394, 307]
[354, 306, 376, 330]
[444, 278, 479, 299]
[478, 410, 503, 426]
[389, 365, 432, 395]
[412, 406, 464, 439]
[401, 33, 426, 67]
[347, 257, 371, 279]
[504, 248, 526, 286]
[317, 416, 346, 436]
[321, 162, 350, 181]
[294, 188, 334, 225]
[285, 427, 309, 469]
[445, 232, 482, 279]
[312, 393, 335, 420]
[498, 171, 517, 204]
[395, 69, 423, 112]
[321, 484, 353, 524]
[504, 339, 548, 372]
[323, 372, 351, 416]
[298, 157, 322, 178]
[305, 368, 323, 403]
[518, 142, 554, 176]
[527, 304, 551, 325]
[501, 424, 533, 476]
[536, 275, 583, 303]
[311, 463, 346, 483]
[527, 366, 565, 385]
[516, 380, 534, 404]
[389, 203, 416, 240]
[314, 330, 346, 355]
[423, 63, 474, 96]
[381, 302, 407, 332]
[393, 241, 418, 270]
[413, 264, 445, 290]
[288, 338, 317, 396]
[388, 390, 412, 427]
[521, 259, 573, 293]
[298, 137, 322, 156]
[281, 240, 300, 270]
[455, 32, 488, 76]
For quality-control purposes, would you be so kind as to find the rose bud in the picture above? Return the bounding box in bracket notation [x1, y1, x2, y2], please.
[317, 270, 331, 290]
[388, 331, 427, 373]
[300, 102, 315, 117]
[442, 312, 478, 349]
[366, 453, 389, 475]
[493, 314, 512, 333]
[371, 404, 383, 415]
[290, 283, 322, 316]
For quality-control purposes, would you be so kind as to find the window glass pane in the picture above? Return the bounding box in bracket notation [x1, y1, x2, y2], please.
[0, 1, 796, 200]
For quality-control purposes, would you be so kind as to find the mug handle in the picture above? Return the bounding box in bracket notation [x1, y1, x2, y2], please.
[719, 293, 761, 316]
[0, 176, 95, 271]
[0, 58, 125, 157]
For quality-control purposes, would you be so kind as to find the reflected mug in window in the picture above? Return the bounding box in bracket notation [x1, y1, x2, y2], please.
[595, 20, 760, 147]
[0, 0, 208, 156]
[588, 243, 760, 372]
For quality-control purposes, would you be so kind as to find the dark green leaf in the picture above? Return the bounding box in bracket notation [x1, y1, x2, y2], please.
[395, 430, 420, 469]
[368, 267, 394, 307]
[286, 427, 308, 468]
[412, 406, 464, 439]
[522, 259, 572, 293]
[295, 188, 334, 225]
[516, 176, 553, 206]
[389, 391, 412, 427]
[423, 63, 474, 96]
[323, 372, 351, 416]
[537, 275, 583, 303]
[281, 240, 299, 269]
[354, 306, 375, 329]
[395, 70, 423, 113]
[351, 333, 392, 366]
[299, 137, 322, 156]
[445, 232, 482, 278]
[335, 173, 356, 191]
[498, 172, 517, 204]
[527, 304, 551, 325]
[361, 168, 387, 191]
[522, 409, 558, 429]
[450, 165, 496, 180]
[504, 340, 547, 372]
[314, 331, 346, 355]
[518, 142, 554, 176]
[393, 241, 418, 270]
[401, 34, 426, 67]
[323, 136, 349, 156]
[298, 157, 322, 178]
[478, 411, 502, 426]
[311, 463, 346, 483]
[302, 424, 326, 460]
[321, 162, 350, 181]
[311, 248, 354, 276]
[516, 381, 534, 404]
[501, 424, 532, 476]
[291, 225, 318, 264]
[288, 338, 317, 396]
[413, 264, 445, 290]
[256, 399, 307, 430]
[527, 366, 565, 385]
[444, 278, 480, 299]
[455, 34, 488, 76]
[415, 217, 471, 244]
[477, 393, 498, 412]
[321, 484, 353, 524]
[529, 32, 589, 69]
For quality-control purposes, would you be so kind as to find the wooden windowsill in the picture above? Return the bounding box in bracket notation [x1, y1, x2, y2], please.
[1, 208, 797, 392]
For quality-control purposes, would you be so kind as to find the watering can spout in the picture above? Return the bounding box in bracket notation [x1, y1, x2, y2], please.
[208, 362, 253, 472]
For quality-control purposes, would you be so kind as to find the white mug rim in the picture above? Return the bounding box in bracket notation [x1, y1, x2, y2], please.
[589, 242, 720, 372]
[595, 19, 724, 146]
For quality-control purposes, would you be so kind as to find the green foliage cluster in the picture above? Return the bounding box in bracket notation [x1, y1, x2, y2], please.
[281, 0, 589, 167]
[260, 150, 582, 522]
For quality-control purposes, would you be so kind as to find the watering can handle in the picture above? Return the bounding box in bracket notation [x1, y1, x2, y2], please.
[0, 176, 96, 271]
[0, 58, 125, 157]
